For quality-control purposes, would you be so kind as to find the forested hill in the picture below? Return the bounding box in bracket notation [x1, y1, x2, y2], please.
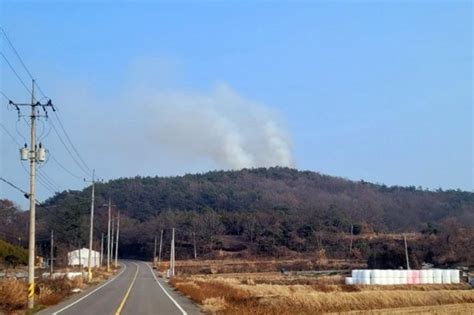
[45, 167, 473, 232]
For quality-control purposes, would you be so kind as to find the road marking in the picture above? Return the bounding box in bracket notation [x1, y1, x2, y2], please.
[115, 262, 139, 315]
[145, 262, 188, 315]
[53, 263, 128, 315]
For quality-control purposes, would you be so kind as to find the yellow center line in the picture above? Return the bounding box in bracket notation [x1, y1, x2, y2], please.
[115, 262, 139, 315]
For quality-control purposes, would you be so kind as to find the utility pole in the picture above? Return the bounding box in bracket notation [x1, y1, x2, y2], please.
[153, 235, 157, 266]
[87, 170, 96, 282]
[100, 232, 104, 267]
[50, 230, 54, 275]
[158, 229, 163, 270]
[107, 199, 111, 272]
[111, 216, 115, 267]
[27, 81, 37, 309]
[7, 80, 54, 309]
[193, 231, 197, 260]
[349, 224, 353, 257]
[404, 234, 410, 270]
[170, 228, 175, 277]
[114, 211, 120, 268]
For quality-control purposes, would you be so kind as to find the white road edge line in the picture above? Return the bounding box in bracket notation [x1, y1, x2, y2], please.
[146, 262, 188, 315]
[52, 263, 128, 315]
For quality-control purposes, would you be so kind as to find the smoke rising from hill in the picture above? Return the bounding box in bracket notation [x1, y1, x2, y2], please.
[143, 84, 294, 169]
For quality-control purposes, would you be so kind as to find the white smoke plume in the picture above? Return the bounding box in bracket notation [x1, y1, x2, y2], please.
[141, 84, 294, 170]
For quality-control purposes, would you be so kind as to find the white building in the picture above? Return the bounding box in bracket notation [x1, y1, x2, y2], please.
[67, 248, 101, 268]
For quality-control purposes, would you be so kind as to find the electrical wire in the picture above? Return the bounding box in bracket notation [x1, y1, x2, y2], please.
[0, 52, 32, 96]
[0, 90, 11, 101]
[0, 176, 29, 198]
[50, 154, 84, 180]
[37, 169, 61, 192]
[49, 119, 91, 177]
[51, 112, 91, 174]
[20, 161, 57, 195]
[0, 123, 22, 146]
[1, 27, 35, 82]
[2, 27, 94, 182]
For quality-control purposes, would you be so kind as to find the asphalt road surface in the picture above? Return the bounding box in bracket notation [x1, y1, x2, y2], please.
[38, 261, 202, 315]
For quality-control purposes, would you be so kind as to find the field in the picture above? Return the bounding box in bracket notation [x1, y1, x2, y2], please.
[0, 267, 117, 314]
[157, 256, 366, 275]
[169, 271, 474, 314]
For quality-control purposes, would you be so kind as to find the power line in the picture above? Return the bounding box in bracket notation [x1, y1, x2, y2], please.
[0, 176, 29, 198]
[0, 27, 47, 98]
[20, 161, 56, 195]
[0, 123, 22, 146]
[1, 27, 34, 81]
[50, 154, 84, 180]
[51, 112, 91, 174]
[37, 169, 61, 192]
[0, 90, 11, 101]
[49, 118, 91, 177]
[0, 52, 33, 96]
[1, 27, 92, 181]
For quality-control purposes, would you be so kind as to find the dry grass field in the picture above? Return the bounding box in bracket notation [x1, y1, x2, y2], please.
[157, 257, 366, 275]
[0, 267, 117, 314]
[170, 273, 474, 314]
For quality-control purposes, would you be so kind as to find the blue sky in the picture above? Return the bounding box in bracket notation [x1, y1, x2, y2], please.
[1, 1, 472, 208]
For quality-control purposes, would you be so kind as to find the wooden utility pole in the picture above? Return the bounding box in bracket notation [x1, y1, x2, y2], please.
[50, 230, 54, 275]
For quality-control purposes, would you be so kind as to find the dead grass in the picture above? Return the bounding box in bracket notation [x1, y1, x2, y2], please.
[0, 278, 26, 311]
[170, 274, 474, 315]
[0, 266, 116, 313]
[159, 258, 365, 275]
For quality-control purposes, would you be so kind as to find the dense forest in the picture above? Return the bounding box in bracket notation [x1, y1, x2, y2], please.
[1, 168, 473, 267]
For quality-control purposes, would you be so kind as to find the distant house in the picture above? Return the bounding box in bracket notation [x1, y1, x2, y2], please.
[67, 248, 100, 268]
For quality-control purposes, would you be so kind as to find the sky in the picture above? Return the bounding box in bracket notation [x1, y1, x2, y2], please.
[0, 0, 472, 209]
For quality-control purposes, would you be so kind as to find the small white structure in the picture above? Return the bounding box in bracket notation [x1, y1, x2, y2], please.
[67, 248, 101, 268]
[347, 269, 461, 285]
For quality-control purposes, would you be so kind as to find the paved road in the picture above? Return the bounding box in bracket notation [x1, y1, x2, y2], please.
[38, 261, 202, 315]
